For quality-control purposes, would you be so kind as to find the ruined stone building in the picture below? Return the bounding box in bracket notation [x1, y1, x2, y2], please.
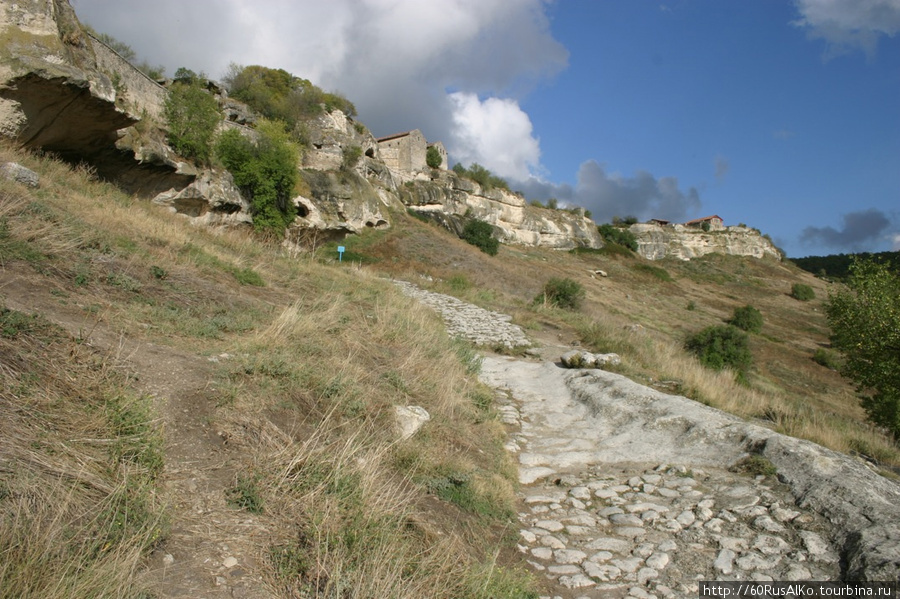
[376, 129, 448, 173]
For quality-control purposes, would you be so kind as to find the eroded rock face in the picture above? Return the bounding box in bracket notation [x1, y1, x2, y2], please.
[291, 168, 391, 242]
[0, 1, 135, 159]
[152, 169, 251, 227]
[630, 223, 782, 261]
[401, 171, 602, 250]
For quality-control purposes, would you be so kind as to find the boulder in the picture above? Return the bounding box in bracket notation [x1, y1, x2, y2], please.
[0, 162, 39, 188]
[393, 405, 431, 440]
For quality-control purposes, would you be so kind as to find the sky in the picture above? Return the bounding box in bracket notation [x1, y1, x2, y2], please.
[71, 0, 900, 258]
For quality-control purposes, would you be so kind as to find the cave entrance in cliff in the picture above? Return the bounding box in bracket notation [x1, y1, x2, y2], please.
[296, 204, 309, 218]
[365, 148, 375, 158]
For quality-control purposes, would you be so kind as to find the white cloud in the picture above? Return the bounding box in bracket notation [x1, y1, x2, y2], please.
[448, 92, 541, 181]
[892, 233, 900, 250]
[793, 0, 900, 59]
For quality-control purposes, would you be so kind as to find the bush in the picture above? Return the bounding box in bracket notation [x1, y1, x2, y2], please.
[452, 163, 510, 191]
[215, 120, 299, 235]
[685, 325, 753, 373]
[460, 219, 499, 256]
[791, 283, 815, 301]
[813, 348, 841, 370]
[164, 79, 221, 164]
[535, 278, 585, 310]
[597, 223, 638, 252]
[633, 263, 673, 282]
[728, 305, 763, 333]
[342, 145, 362, 170]
[223, 64, 356, 134]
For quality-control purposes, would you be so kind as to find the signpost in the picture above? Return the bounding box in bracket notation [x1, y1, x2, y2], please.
[337, 246, 345, 262]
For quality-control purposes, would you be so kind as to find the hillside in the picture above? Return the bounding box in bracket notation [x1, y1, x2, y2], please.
[2, 2, 899, 595]
[3, 144, 899, 598]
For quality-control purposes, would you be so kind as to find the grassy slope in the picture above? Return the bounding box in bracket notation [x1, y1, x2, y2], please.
[329, 208, 900, 471]
[0, 146, 537, 598]
[1, 143, 896, 597]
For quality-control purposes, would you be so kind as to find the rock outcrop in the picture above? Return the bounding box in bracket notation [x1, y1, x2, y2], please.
[400, 170, 602, 250]
[630, 223, 782, 261]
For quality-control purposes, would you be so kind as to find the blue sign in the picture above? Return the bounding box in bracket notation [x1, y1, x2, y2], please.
[337, 245, 345, 262]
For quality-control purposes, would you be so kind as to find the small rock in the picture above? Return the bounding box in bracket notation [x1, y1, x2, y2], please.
[714, 549, 735, 575]
[222, 556, 238, 568]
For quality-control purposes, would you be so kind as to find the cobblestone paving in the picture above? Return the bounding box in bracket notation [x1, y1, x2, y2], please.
[393, 280, 530, 348]
[497, 393, 839, 599]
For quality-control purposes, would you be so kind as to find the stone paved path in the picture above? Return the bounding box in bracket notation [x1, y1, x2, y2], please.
[395, 280, 849, 598]
[393, 280, 530, 348]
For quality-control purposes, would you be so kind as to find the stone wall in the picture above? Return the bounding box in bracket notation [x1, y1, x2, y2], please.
[377, 129, 427, 175]
[88, 32, 168, 120]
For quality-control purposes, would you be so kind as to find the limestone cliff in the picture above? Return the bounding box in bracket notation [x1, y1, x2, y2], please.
[399, 169, 601, 250]
[630, 223, 782, 261]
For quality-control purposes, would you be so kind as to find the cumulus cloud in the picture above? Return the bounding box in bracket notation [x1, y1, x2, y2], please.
[72, 0, 567, 176]
[792, 0, 900, 59]
[519, 161, 701, 223]
[800, 208, 894, 250]
[448, 93, 541, 180]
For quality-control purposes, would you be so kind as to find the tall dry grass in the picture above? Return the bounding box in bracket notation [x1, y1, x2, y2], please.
[0, 311, 164, 598]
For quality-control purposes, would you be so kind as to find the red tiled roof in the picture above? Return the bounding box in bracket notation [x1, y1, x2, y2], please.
[684, 215, 723, 225]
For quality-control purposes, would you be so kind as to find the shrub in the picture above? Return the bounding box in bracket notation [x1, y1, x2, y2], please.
[791, 283, 815, 301]
[813, 348, 841, 370]
[597, 223, 638, 252]
[633, 263, 672, 282]
[164, 79, 221, 164]
[728, 305, 763, 333]
[535, 278, 585, 310]
[452, 163, 510, 191]
[460, 219, 499, 256]
[215, 120, 299, 235]
[341, 145, 362, 170]
[685, 325, 753, 373]
[426, 145, 442, 169]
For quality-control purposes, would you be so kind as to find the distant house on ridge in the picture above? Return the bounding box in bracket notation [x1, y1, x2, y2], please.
[684, 215, 725, 231]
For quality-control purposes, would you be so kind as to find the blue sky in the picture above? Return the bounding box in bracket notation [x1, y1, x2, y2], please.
[73, 0, 900, 257]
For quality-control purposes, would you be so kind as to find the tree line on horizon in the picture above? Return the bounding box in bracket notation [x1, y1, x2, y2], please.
[791, 251, 900, 280]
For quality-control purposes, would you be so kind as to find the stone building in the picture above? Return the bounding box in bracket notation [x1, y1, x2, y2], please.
[376, 129, 447, 173]
[684, 215, 725, 231]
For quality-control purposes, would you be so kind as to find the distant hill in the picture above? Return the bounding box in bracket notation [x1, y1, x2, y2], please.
[790, 251, 900, 280]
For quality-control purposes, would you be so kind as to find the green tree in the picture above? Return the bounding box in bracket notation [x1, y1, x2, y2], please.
[215, 120, 299, 235]
[825, 258, 900, 438]
[426, 145, 443, 169]
[164, 80, 220, 164]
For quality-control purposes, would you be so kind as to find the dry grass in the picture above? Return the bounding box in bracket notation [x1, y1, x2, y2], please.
[0, 310, 163, 598]
[348, 209, 900, 471]
[0, 144, 537, 597]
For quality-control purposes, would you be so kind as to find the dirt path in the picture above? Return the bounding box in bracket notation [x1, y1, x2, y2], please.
[0, 270, 276, 598]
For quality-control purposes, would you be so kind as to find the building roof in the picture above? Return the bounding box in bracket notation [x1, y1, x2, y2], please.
[684, 215, 723, 226]
[376, 130, 417, 143]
